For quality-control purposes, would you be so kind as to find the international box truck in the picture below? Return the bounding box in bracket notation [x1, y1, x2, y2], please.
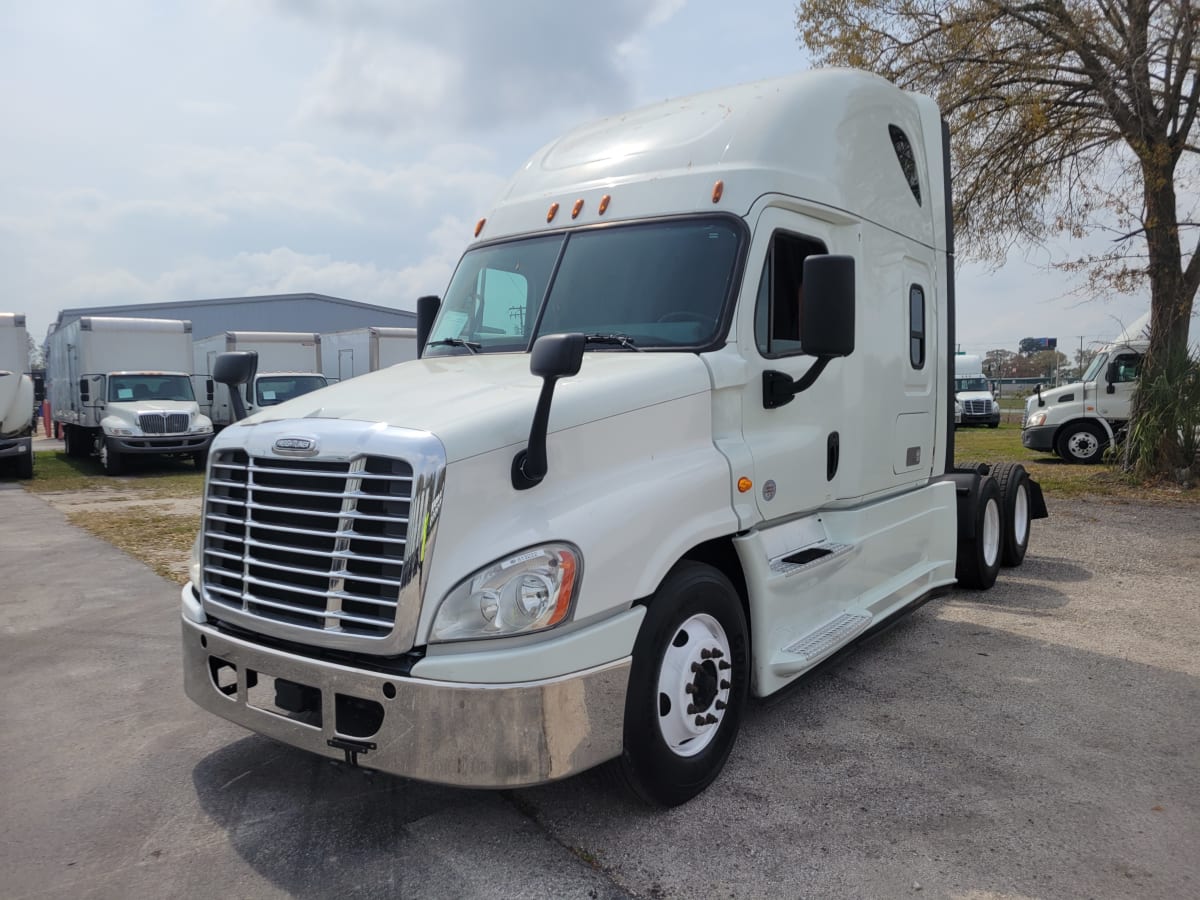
[193, 331, 327, 429]
[182, 69, 1047, 806]
[0, 313, 35, 479]
[321, 327, 418, 382]
[48, 316, 213, 475]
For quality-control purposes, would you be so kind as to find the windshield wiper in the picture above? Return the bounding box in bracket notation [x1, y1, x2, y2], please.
[584, 333, 643, 352]
[426, 338, 481, 354]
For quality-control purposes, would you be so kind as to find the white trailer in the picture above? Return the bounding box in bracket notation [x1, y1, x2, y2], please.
[183, 69, 1047, 805]
[48, 316, 213, 475]
[193, 331, 327, 428]
[0, 313, 35, 479]
[321, 327, 419, 382]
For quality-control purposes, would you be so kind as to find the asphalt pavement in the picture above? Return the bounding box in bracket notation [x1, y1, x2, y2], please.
[1, 478, 1197, 899]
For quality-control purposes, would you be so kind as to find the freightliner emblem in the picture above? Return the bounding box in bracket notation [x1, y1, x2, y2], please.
[274, 437, 316, 452]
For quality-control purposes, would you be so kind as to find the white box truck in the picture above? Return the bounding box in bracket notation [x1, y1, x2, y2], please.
[193, 331, 328, 428]
[954, 353, 1000, 428]
[322, 326, 418, 382]
[0, 313, 35, 479]
[182, 70, 1048, 806]
[48, 316, 213, 475]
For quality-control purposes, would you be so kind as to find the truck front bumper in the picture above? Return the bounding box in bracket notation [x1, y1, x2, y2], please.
[959, 412, 1000, 427]
[0, 436, 32, 460]
[111, 433, 212, 454]
[1021, 425, 1057, 451]
[182, 614, 630, 789]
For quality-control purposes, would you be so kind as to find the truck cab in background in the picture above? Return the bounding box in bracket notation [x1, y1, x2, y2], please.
[0, 313, 35, 479]
[193, 331, 328, 429]
[183, 69, 1047, 806]
[48, 317, 214, 475]
[1022, 339, 1146, 463]
[954, 353, 1000, 428]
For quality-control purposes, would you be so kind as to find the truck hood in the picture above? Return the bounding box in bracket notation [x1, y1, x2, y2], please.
[1028, 382, 1084, 409]
[242, 352, 714, 463]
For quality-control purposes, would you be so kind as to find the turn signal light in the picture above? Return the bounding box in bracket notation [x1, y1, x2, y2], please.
[599, 194, 611, 214]
[737, 477, 753, 494]
[547, 202, 560, 223]
[571, 199, 584, 219]
[712, 180, 724, 204]
[474, 218, 486, 237]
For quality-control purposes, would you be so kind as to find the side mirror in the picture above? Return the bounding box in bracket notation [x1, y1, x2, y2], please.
[1104, 360, 1118, 393]
[79, 377, 89, 402]
[799, 255, 855, 358]
[212, 351, 258, 421]
[416, 294, 441, 358]
[764, 255, 854, 409]
[206, 378, 214, 403]
[512, 333, 586, 490]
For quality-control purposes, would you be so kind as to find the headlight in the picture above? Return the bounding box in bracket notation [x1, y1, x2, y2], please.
[107, 426, 134, 436]
[992, 400, 1000, 413]
[1026, 411, 1047, 427]
[430, 543, 580, 642]
[194, 422, 213, 434]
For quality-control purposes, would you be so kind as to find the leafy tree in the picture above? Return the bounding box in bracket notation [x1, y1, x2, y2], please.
[984, 347, 1016, 375]
[796, 0, 1198, 474]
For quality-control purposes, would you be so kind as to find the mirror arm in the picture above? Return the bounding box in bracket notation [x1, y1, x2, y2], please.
[512, 377, 563, 490]
[763, 357, 832, 409]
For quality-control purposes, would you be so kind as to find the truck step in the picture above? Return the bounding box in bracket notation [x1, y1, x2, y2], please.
[774, 611, 873, 674]
[768, 541, 852, 577]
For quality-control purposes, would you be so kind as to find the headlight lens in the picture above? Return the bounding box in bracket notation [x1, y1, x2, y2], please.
[107, 426, 134, 435]
[430, 543, 580, 642]
[188, 531, 202, 587]
[1026, 411, 1047, 427]
[992, 400, 1000, 413]
[195, 422, 213, 434]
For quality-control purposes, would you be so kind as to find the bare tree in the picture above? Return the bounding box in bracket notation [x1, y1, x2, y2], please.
[796, 0, 1199, 473]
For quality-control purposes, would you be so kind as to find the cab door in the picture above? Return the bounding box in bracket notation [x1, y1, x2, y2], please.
[738, 210, 847, 521]
[1098, 351, 1142, 420]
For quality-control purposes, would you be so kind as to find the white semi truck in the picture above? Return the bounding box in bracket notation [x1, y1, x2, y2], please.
[1021, 338, 1148, 463]
[48, 316, 214, 475]
[0, 313, 35, 479]
[321, 326, 418, 382]
[193, 331, 328, 429]
[182, 70, 1047, 806]
[954, 353, 1000, 428]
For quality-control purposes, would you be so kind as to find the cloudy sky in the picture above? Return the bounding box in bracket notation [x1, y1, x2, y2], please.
[2, 0, 1158, 358]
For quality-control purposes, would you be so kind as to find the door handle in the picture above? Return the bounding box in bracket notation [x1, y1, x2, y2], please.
[827, 432, 840, 482]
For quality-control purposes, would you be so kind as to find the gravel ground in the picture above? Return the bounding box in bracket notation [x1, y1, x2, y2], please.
[1, 487, 1197, 900]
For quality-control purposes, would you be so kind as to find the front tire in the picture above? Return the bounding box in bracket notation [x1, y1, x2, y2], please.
[614, 562, 749, 807]
[956, 476, 1002, 589]
[102, 439, 124, 476]
[1055, 421, 1107, 464]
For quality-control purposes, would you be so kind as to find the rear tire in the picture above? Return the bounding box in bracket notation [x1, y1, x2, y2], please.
[613, 561, 749, 807]
[956, 476, 1002, 590]
[990, 463, 1031, 566]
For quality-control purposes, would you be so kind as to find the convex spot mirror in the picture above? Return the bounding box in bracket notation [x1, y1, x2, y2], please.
[213, 351, 258, 387]
[799, 255, 855, 358]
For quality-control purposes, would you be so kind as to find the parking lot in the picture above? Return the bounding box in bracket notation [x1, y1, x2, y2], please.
[2, 479, 1198, 900]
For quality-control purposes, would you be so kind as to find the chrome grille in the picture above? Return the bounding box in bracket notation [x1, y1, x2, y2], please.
[139, 412, 189, 433]
[963, 399, 991, 416]
[202, 449, 414, 638]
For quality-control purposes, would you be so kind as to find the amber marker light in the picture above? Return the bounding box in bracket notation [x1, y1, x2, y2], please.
[547, 202, 560, 223]
[599, 194, 611, 214]
[712, 180, 724, 203]
[474, 218, 486, 237]
[737, 477, 753, 493]
[571, 199, 584, 219]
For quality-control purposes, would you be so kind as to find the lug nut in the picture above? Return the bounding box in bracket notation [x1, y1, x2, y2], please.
[712, 649, 724, 659]
[687, 704, 697, 715]
[685, 683, 696, 694]
[720, 679, 731, 690]
[715, 700, 727, 710]
[694, 715, 706, 727]
[705, 714, 719, 724]
[718, 660, 731, 670]
[701, 649, 712, 659]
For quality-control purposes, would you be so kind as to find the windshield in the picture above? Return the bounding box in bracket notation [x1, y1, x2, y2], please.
[424, 218, 743, 355]
[1082, 352, 1107, 383]
[955, 377, 990, 393]
[255, 374, 328, 407]
[108, 374, 195, 402]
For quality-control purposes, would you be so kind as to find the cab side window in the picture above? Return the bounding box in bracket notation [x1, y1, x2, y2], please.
[1114, 354, 1141, 383]
[754, 232, 827, 358]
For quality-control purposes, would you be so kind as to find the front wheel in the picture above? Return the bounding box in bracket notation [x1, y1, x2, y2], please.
[102, 439, 124, 476]
[1056, 421, 1107, 464]
[614, 561, 749, 807]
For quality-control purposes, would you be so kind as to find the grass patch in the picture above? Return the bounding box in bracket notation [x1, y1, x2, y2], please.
[955, 423, 1198, 502]
[66, 508, 199, 584]
[27, 451, 203, 498]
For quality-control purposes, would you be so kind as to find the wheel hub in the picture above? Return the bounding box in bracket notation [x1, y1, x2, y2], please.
[657, 613, 732, 757]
